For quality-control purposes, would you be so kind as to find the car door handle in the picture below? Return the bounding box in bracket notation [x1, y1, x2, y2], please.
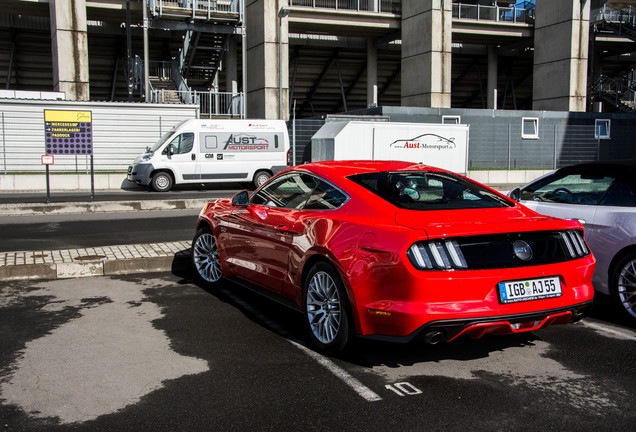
[191, 154, 196, 160]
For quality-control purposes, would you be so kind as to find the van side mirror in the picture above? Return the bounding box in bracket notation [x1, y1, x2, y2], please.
[509, 188, 521, 202]
[231, 190, 250, 207]
[167, 144, 176, 156]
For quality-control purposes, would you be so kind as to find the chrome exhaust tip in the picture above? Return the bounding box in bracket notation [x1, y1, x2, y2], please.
[423, 330, 446, 345]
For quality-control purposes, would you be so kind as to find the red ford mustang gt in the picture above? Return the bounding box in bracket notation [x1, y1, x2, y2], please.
[192, 160, 595, 353]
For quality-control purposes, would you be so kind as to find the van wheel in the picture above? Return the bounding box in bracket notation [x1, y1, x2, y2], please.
[152, 172, 173, 192]
[253, 171, 271, 188]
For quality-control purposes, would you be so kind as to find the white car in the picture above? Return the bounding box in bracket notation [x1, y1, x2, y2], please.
[510, 161, 636, 321]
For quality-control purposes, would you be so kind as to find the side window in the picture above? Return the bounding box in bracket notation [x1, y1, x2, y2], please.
[304, 180, 348, 210]
[522, 117, 539, 139]
[201, 134, 218, 151]
[164, 133, 195, 154]
[599, 179, 636, 207]
[178, 133, 194, 154]
[250, 174, 318, 209]
[521, 173, 614, 205]
[595, 119, 611, 139]
[442, 115, 461, 125]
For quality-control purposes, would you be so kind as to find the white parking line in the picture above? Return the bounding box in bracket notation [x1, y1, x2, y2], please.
[580, 321, 636, 341]
[289, 340, 383, 402]
[219, 286, 382, 402]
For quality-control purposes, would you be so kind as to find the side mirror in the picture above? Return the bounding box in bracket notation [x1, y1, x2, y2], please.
[509, 188, 521, 202]
[166, 144, 176, 156]
[231, 190, 250, 207]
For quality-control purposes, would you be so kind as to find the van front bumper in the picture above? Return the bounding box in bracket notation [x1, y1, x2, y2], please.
[127, 163, 153, 186]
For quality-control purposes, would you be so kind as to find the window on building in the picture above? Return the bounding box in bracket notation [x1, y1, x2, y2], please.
[522, 117, 539, 139]
[442, 115, 461, 125]
[595, 119, 610, 139]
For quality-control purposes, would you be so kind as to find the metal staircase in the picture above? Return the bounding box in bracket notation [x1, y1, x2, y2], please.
[148, 0, 242, 87]
[144, 0, 244, 116]
[180, 31, 229, 86]
[588, 75, 636, 112]
[592, 4, 636, 43]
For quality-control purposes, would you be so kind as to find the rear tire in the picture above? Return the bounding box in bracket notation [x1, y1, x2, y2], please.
[192, 227, 223, 286]
[611, 251, 636, 322]
[303, 262, 352, 354]
[152, 172, 173, 192]
[253, 170, 271, 188]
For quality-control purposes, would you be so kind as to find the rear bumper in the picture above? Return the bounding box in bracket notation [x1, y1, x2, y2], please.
[359, 301, 593, 344]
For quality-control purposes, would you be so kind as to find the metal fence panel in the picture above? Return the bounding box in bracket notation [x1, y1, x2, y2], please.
[0, 100, 197, 173]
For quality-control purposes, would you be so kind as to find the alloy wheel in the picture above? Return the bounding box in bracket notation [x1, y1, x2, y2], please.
[618, 258, 636, 318]
[193, 232, 222, 283]
[306, 271, 341, 344]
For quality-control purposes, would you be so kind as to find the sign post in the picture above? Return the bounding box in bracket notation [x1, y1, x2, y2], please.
[43, 110, 94, 201]
[41, 155, 54, 204]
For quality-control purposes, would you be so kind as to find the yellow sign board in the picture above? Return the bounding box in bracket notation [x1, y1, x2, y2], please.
[44, 109, 93, 155]
[44, 110, 92, 123]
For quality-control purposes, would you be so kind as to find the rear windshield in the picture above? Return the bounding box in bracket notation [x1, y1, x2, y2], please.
[348, 171, 512, 210]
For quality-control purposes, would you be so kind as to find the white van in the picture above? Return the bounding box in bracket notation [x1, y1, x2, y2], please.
[127, 119, 290, 191]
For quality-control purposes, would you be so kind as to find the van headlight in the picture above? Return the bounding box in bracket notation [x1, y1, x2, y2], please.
[141, 154, 153, 162]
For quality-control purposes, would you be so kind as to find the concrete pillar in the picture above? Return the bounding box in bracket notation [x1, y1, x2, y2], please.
[226, 37, 238, 94]
[367, 39, 378, 107]
[401, 0, 452, 108]
[246, 0, 289, 120]
[487, 45, 497, 109]
[49, 0, 90, 101]
[532, 0, 590, 111]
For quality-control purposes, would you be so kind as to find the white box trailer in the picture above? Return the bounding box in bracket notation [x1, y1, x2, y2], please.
[311, 121, 470, 174]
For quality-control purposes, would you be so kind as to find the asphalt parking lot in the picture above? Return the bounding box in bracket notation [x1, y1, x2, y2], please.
[1, 271, 635, 431]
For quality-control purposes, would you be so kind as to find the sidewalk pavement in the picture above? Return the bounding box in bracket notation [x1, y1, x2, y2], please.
[0, 196, 207, 282]
[0, 241, 192, 282]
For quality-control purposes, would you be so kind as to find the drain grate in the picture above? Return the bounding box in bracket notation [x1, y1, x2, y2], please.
[31, 254, 49, 259]
[74, 255, 106, 261]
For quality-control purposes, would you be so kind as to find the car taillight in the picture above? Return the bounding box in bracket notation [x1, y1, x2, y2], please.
[559, 230, 589, 258]
[408, 240, 468, 270]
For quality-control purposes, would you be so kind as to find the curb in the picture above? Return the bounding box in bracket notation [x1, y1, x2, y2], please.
[0, 242, 193, 282]
[0, 199, 212, 216]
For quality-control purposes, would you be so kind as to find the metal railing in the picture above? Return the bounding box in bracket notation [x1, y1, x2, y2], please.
[148, 61, 173, 80]
[589, 75, 636, 112]
[149, 0, 242, 20]
[150, 89, 244, 118]
[452, 3, 535, 24]
[592, 4, 636, 26]
[289, 0, 401, 14]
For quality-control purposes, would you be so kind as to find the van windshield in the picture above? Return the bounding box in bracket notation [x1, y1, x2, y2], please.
[149, 130, 176, 153]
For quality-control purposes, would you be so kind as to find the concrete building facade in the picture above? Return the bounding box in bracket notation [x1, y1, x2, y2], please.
[1, 0, 635, 119]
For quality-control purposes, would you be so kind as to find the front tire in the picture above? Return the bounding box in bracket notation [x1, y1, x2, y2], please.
[253, 170, 271, 188]
[611, 251, 636, 321]
[192, 227, 223, 286]
[303, 262, 352, 354]
[152, 172, 174, 192]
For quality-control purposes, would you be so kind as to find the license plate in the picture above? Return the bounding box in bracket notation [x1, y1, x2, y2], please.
[498, 276, 562, 304]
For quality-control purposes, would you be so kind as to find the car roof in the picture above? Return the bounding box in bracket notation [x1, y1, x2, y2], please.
[294, 160, 448, 178]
